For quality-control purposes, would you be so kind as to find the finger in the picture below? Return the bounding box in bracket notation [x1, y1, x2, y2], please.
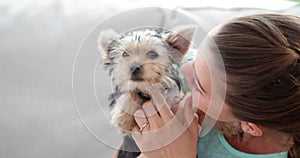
[150, 84, 174, 122]
[133, 109, 150, 132]
[188, 114, 201, 138]
[180, 62, 201, 113]
[131, 126, 142, 138]
[131, 126, 144, 148]
[175, 92, 192, 126]
[143, 102, 161, 129]
[180, 62, 195, 90]
[183, 93, 196, 126]
[170, 104, 179, 114]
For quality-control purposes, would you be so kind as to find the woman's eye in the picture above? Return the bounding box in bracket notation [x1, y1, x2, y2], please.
[122, 51, 130, 58]
[147, 51, 159, 59]
[194, 86, 201, 93]
[193, 79, 202, 94]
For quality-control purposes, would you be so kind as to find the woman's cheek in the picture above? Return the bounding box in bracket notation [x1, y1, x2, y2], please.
[196, 94, 210, 114]
[196, 96, 238, 122]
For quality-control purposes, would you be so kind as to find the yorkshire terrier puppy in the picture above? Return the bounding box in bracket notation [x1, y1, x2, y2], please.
[98, 26, 196, 158]
[98, 26, 196, 133]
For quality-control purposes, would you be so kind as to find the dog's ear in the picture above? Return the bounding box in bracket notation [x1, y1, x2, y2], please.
[97, 29, 119, 64]
[167, 25, 197, 63]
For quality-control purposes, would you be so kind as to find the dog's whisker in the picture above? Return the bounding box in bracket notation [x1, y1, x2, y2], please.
[98, 26, 195, 134]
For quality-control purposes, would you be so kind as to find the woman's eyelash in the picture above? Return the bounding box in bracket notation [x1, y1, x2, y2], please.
[193, 79, 202, 94]
[194, 87, 201, 92]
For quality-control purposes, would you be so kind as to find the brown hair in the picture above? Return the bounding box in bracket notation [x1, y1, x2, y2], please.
[213, 14, 300, 157]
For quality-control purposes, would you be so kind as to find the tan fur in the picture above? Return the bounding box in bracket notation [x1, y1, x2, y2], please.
[99, 27, 196, 133]
[110, 93, 140, 132]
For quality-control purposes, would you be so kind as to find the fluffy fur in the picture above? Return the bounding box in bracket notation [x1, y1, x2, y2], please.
[98, 26, 196, 133]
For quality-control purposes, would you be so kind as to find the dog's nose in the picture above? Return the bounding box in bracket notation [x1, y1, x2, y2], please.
[130, 63, 141, 74]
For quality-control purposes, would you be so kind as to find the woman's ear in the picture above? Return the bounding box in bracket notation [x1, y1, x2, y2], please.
[241, 121, 263, 136]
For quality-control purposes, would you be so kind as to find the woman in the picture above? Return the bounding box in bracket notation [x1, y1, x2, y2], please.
[121, 14, 300, 158]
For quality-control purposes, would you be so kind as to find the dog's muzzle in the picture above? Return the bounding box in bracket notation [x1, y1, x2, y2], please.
[130, 63, 144, 81]
[130, 63, 141, 75]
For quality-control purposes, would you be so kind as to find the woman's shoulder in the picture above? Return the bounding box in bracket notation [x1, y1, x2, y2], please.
[197, 128, 226, 158]
[197, 128, 288, 158]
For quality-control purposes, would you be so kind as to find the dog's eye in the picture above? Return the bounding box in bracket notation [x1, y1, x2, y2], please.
[122, 51, 130, 58]
[147, 51, 158, 59]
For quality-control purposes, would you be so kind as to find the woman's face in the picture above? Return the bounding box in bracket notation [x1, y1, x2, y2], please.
[180, 54, 238, 122]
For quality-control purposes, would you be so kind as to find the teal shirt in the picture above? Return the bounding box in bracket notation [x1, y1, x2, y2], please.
[197, 129, 288, 158]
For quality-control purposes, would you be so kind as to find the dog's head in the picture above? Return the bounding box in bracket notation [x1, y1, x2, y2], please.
[98, 26, 196, 95]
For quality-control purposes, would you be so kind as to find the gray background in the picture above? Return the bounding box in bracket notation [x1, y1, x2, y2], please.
[1, 1, 300, 158]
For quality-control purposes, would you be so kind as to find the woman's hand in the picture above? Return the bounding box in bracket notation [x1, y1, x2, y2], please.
[131, 84, 201, 158]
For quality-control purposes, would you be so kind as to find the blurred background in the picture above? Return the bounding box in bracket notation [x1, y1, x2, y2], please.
[1, 0, 300, 158]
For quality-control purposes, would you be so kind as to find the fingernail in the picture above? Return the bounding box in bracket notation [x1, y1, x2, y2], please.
[182, 92, 192, 105]
[152, 92, 165, 108]
[149, 83, 165, 106]
[185, 92, 192, 98]
[134, 109, 145, 117]
[149, 83, 163, 94]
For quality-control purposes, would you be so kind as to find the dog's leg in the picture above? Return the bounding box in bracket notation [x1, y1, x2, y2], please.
[111, 93, 142, 157]
[111, 93, 141, 132]
[111, 107, 136, 132]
